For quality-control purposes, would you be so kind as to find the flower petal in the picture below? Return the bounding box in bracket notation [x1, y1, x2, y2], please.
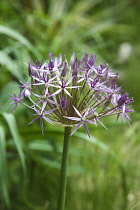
[63, 116, 81, 121]
[72, 106, 82, 118]
[83, 122, 90, 138]
[28, 116, 40, 125]
[64, 89, 72, 97]
[70, 122, 82, 136]
[49, 89, 61, 97]
[43, 116, 56, 126]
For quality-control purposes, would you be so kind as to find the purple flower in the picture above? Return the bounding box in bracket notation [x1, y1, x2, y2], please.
[9, 93, 23, 112]
[9, 52, 134, 136]
[60, 97, 68, 109]
[17, 81, 32, 97]
[49, 78, 81, 98]
[64, 106, 96, 137]
[29, 108, 57, 135]
[32, 93, 59, 113]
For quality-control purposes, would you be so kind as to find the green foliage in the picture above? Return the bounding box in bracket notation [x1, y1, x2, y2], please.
[2, 113, 26, 174]
[0, 0, 139, 210]
[0, 125, 10, 208]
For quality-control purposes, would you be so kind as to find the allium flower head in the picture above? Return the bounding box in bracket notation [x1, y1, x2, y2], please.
[9, 52, 134, 136]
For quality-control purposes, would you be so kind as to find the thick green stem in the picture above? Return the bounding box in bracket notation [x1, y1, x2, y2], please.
[56, 127, 72, 210]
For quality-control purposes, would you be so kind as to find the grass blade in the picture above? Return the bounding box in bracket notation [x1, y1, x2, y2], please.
[2, 113, 26, 175]
[0, 25, 42, 59]
[130, 201, 140, 210]
[74, 131, 121, 163]
[0, 81, 18, 112]
[0, 50, 22, 80]
[0, 125, 10, 208]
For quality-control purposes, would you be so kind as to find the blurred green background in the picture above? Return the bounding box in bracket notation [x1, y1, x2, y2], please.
[0, 0, 140, 210]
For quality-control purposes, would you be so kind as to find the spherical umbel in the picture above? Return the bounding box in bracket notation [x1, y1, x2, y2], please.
[9, 52, 134, 136]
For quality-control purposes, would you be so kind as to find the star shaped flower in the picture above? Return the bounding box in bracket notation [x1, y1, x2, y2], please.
[64, 106, 96, 137]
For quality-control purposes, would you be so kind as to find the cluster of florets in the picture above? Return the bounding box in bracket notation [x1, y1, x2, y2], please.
[9, 52, 133, 137]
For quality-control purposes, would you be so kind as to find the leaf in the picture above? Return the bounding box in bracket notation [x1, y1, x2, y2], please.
[74, 132, 121, 164]
[2, 113, 26, 175]
[0, 81, 18, 112]
[0, 125, 10, 207]
[130, 201, 140, 210]
[49, 0, 69, 19]
[0, 50, 22, 80]
[0, 25, 42, 58]
[25, 147, 85, 175]
[26, 128, 121, 165]
[28, 140, 94, 157]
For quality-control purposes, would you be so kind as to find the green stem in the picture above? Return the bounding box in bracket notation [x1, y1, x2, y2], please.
[56, 127, 72, 210]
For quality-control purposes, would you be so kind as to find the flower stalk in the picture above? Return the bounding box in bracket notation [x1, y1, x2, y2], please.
[56, 127, 71, 210]
[9, 52, 134, 210]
